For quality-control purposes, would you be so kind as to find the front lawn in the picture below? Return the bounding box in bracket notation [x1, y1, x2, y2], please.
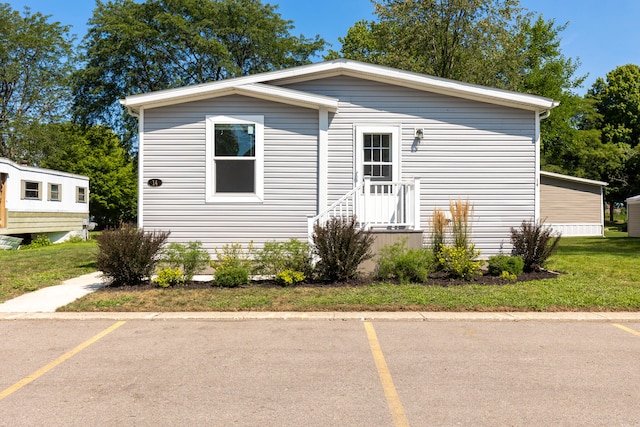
[61, 232, 640, 312]
[0, 239, 97, 303]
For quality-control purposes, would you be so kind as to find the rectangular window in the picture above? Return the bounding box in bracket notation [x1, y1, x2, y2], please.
[76, 186, 87, 203]
[49, 183, 61, 201]
[206, 115, 264, 202]
[21, 180, 41, 200]
[363, 133, 393, 182]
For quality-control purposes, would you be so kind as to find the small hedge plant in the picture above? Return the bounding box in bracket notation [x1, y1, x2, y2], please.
[312, 216, 374, 281]
[510, 220, 561, 272]
[163, 241, 210, 281]
[155, 268, 185, 288]
[96, 224, 170, 286]
[212, 242, 254, 287]
[376, 239, 434, 284]
[215, 266, 249, 287]
[437, 245, 483, 280]
[275, 269, 306, 286]
[487, 254, 524, 277]
[254, 239, 314, 278]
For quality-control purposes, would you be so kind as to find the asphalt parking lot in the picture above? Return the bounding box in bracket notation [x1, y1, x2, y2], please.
[1, 318, 639, 426]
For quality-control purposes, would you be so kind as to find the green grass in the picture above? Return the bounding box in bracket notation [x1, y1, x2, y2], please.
[0, 240, 97, 302]
[62, 231, 640, 312]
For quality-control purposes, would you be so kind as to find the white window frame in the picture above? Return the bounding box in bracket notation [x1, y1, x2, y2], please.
[48, 183, 61, 202]
[21, 180, 42, 200]
[354, 125, 401, 183]
[205, 114, 264, 203]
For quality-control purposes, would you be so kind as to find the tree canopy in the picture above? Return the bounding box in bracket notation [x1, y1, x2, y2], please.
[0, 4, 76, 164]
[73, 0, 326, 151]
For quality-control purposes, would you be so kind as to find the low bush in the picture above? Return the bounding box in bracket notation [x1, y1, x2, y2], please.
[275, 269, 306, 286]
[487, 254, 524, 277]
[437, 244, 483, 280]
[163, 241, 210, 281]
[155, 268, 185, 288]
[510, 220, 561, 272]
[376, 239, 434, 284]
[254, 239, 314, 278]
[212, 242, 254, 273]
[500, 270, 517, 282]
[96, 224, 170, 286]
[22, 235, 52, 249]
[312, 216, 374, 281]
[215, 266, 249, 287]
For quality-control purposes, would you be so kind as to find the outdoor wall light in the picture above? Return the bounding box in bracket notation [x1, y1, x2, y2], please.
[415, 128, 424, 139]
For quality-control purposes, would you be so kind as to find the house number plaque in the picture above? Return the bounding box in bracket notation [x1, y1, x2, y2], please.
[148, 179, 163, 187]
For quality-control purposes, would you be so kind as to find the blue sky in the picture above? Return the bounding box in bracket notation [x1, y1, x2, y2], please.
[7, 0, 640, 94]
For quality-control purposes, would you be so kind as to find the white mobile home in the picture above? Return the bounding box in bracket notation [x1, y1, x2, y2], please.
[121, 59, 559, 257]
[0, 158, 89, 243]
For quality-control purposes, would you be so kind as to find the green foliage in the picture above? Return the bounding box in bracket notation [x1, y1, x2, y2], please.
[376, 239, 434, 284]
[275, 270, 306, 286]
[500, 270, 518, 282]
[0, 4, 76, 164]
[154, 268, 185, 288]
[487, 255, 524, 277]
[40, 123, 137, 227]
[66, 234, 85, 244]
[254, 239, 314, 278]
[312, 216, 374, 281]
[96, 224, 170, 286]
[213, 242, 254, 272]
[510, 220, 561, 272]
[437, 245, 483, 281]
[74, 0, 326, 151]
[163, 241, 210, 281]
[22, 235, 52, 249]
[215, 266, 249, 288]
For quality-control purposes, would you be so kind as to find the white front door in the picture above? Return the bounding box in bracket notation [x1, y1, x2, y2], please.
[355, 126, 401, 224]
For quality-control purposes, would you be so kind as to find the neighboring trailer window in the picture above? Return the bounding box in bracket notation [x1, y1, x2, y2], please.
[76, 186, 87, 203]
[22, 180, 41, 200]
[49, 183, 61, 201]
[206, 115, 264, 202]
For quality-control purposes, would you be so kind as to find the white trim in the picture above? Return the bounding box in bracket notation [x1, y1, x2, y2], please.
[205, 115, 264, 203]
[534, 112, 541, 223]
[318, 108, 329, 214]
[138, 108, 145, 228]
[355, 125, 401, 183]
[0, 157, 88, 181]
[121, 59, 558, 113]
[626, 195, 640, 204]
[540, 170, 608, 187]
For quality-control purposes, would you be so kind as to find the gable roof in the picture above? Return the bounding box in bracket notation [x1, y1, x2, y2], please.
[121, 59, 559, 114]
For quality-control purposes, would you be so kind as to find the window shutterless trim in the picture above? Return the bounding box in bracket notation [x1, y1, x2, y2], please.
[48, 183, 61, 201]
[21, 180, 42, 200]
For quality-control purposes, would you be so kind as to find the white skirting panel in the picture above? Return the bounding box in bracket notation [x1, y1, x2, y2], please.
[547, 223, 604, 237]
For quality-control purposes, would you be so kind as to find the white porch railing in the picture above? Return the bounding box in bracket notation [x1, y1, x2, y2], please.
[307, 177, 421, 242]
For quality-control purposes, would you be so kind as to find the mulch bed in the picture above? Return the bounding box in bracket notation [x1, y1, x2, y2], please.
[100, 269, 559, 291]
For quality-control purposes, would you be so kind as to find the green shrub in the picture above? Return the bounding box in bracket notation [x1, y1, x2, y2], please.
[376, 239, 434, 284]
[255, 239, 314, 278]
[213, 242, 254, 272]
[215, 266, 249, 287]
[155, 268, 185, 288]
[500, 270, 517, 282]
[96, 224, 170, 286]
[275, 269, 306, 286]
[487, 254, 524, 277]
[163, 241, 210, 281]
[510, 220, 561, 272]
[437, 244, 483, 280]
[312, 216, 374, 281]
[22, 235, 52, 249]
[66, 234, 85, 243]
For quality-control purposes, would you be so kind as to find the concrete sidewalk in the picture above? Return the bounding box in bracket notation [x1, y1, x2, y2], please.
[0, 272, 107, 313]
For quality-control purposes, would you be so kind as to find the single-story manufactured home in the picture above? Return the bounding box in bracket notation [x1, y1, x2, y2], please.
[0, 157, 90, 243]
[539, 171, 608, 237]
[626, 195, 640, 237]
[121, 59, 561, 258]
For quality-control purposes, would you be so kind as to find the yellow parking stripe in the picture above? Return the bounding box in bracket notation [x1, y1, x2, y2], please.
[613, 323, 640, 337]
[0, 321, 126, 400]
[364, 321, 410, 427]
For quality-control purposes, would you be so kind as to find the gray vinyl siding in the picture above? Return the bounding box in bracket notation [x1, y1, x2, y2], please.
[142, 95, 318, 252]
[285, 76, 536, 256]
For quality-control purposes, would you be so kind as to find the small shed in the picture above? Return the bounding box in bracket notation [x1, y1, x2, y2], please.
[540, 171, 608, 237]
[626, 195, 640, 237]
